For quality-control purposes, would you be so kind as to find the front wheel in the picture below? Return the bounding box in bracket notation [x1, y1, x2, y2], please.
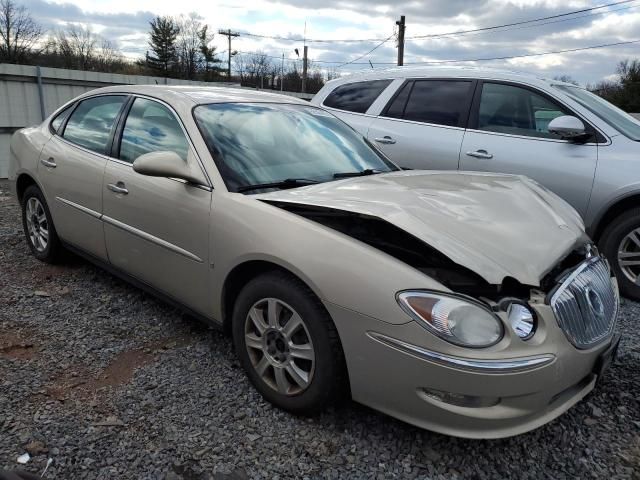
[600, 209, 640, 300]
[231, 271, 348, 414]
[21, 185, 64, 263]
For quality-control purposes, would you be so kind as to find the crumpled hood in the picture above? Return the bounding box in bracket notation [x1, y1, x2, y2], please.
[255, 171, 587, 286]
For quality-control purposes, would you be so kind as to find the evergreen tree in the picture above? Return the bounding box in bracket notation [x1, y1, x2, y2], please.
[147, 16, 179, 77]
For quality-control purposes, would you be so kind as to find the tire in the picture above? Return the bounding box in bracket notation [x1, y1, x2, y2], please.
[600, 208, 640, 300]
[231, 270, 348, 414]
[21, 185, 64, 263]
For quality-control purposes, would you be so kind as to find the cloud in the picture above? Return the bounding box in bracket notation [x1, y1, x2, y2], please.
[19, 0, 640, 84]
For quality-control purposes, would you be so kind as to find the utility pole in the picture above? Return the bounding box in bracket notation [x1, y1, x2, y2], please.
[218, 29, 240, 80]
[281, 52, 284, 92]
[396, 15, 405, 67]
[302, 46, 308, 93]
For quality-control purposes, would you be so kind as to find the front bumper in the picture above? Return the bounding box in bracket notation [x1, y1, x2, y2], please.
[326, 301, 614, 439]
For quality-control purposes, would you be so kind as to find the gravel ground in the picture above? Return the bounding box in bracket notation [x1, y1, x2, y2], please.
[0, 179, 638, 480]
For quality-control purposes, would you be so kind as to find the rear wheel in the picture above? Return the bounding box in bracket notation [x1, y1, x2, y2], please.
[232, 271, 347, 414]
[21, 185, 64, 263]
[600, 209, 640, 300]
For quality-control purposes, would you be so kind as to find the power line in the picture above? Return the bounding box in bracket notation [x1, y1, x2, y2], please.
[403, 38, 640, 65]
[232, 0, 636, 44]
[336, 34, 396, 68]
[406, 2, 640, 41]
[407, 0, 637, 39]
[238, 38, 640, 66]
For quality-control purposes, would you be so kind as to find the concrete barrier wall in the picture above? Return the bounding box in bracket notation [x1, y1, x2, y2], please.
[0, 63, 314, 177]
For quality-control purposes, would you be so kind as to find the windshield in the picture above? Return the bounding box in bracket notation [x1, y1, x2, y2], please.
[553, 84, 640, 141]
[193, 103, 397, 192]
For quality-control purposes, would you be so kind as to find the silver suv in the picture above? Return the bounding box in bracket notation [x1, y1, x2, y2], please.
[312, 66, 640, 299]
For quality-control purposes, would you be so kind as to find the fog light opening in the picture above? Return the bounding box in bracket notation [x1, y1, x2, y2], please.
[418, 388, 500, 408]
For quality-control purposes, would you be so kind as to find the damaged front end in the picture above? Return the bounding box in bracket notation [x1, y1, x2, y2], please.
[263, 200, 587, 301]
[262, 200, 614, 346]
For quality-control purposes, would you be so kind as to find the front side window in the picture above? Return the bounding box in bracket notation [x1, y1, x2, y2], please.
[477, 83, 569, 139]
[554, 84, 640, 141]
[385, 80, 474, 127]
[62, 95, 127, 154]
[323, 80, 392, 114]
[119, 98, 189, 163]
[194, 103, 397, 192]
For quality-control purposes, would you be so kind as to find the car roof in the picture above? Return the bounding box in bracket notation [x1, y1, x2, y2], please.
[324, 65, 578, 88]
[77, 84, 311, 106]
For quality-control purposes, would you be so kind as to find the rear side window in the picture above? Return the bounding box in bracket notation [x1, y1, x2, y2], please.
[62, 95, 127, 154]
[393, 80, 473, 127]
[119, 97, 189, 163]
[323, 80, 392, 114]
[50, 105, 74, 133]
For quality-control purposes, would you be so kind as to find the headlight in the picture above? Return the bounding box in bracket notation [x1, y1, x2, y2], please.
[397, 291, 504, 348]
[506, 302, 536, 340]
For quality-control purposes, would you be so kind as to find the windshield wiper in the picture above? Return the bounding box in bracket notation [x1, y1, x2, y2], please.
[236, 178, 319, 193]
[333, 168, 382, 179]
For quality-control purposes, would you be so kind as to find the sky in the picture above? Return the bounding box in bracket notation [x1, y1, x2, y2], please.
[20, 0, 640, 85]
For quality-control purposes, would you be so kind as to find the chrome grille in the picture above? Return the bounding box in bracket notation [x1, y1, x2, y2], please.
[550, 256, 618, 349]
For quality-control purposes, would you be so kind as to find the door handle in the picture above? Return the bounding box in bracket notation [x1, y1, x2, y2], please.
[40, 157, 57, 168]
[466, 150, 493, 159]
[374, 136, 396, 145]
[107, 182, 129, 195]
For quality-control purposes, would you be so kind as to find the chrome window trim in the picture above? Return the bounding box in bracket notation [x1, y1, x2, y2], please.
[102, 215, 204, 263]
[367, 331, 555, 373]
[462, 127, 609, 146]
[374, 116, 467, 132]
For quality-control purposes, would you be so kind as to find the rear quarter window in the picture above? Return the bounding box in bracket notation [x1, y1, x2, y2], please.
[323, 79, 392, 114]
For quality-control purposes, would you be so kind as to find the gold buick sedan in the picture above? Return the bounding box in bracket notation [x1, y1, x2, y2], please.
[9, 86, 620, 439]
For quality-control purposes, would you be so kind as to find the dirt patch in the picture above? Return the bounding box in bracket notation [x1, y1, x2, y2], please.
[44, 334, 194, 401]
[0, 332, 37, 360]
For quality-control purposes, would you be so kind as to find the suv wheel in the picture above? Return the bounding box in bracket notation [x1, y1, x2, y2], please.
[600, 209, 640, 300]
[232, 271, 348, 414]
[21, 185, 64, 263]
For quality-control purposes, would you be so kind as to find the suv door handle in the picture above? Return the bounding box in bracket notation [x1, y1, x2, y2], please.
[107, 182, 129, 195]
[466, 150, 493, 159]
[374, 136, 396, 145]
[40, 157, 57, 168]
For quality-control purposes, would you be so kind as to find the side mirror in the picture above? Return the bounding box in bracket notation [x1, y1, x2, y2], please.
[133, 151, 206, 185]
[548, 115, 587, 141]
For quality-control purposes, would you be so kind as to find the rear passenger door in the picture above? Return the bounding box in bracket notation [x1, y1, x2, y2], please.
[38, 95, 128, 261]
[321, 79, 393, 136]
[366, 79, 476, 170]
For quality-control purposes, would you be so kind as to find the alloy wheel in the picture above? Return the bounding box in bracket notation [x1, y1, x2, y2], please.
[244, 297, 315, 396]
[618, 228, 640, 285]
[25, 197, 49, 253]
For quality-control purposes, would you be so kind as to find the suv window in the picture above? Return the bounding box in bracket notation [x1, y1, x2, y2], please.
[62, 95, 127, 154]
[477, 83, 569, 138]
[323, 80, 392, 114]
[384, 80, 474, 127]
[119, 98, 189, 163]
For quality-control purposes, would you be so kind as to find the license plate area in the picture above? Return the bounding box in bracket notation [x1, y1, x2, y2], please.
[593, 334, 621, 384]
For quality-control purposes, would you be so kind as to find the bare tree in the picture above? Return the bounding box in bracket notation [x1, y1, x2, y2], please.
[53, 24, 97, 70]
[244, 51, 271, 84]
[176, 13, 204, 80]
[0, 0, 43, 63]
[95, 39, 122, 71]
